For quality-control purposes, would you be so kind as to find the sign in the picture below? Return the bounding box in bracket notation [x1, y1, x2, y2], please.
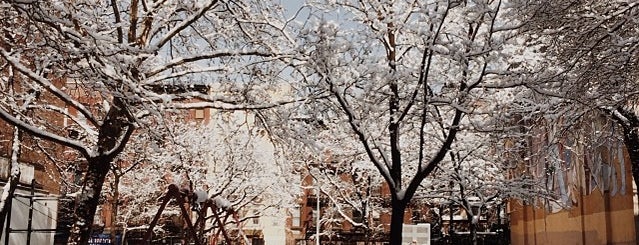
[403, 223, 430, 245]
[88, 234, 120, 245]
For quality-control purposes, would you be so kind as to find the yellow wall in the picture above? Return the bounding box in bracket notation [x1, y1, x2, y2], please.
[510, 116, 636, 245]
[510, 189, 636, 245]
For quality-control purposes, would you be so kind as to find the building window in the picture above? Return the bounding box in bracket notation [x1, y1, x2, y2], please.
[412, 209, 423, 224]
[194, 109, 205, 119]
[251, 238, 265, 245]
[291, 206, 301, 227]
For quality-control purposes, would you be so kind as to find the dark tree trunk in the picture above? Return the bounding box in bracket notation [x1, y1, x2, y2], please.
[389, 197, 406, 245]
[469, 215, 477, 245]
[70, 156, 113, 245]
[612, 108, 639, 237]
[621, 124, 639, 205]
[69, 99, 132, 244]
[615, 108, 639, 204]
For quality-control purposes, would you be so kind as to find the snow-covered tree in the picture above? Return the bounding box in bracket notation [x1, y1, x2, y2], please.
[304, 144, 388, 241]
[417, 127, 550, 245]
[256, 89, 390, 240]
[0, 126, 22, 241]
[0, 0, 299, 243]
[521, 0, 639, 201]
[104, 111, 296, 243]
[294, 0, 544, 242]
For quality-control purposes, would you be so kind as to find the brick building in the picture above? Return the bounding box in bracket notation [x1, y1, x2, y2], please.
[290, 169, 500, 245]
[0, 78, 68, 244]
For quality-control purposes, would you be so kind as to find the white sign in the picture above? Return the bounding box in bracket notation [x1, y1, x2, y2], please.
[403, 223, 430, 245]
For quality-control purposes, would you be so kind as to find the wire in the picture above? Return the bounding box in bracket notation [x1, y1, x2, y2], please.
[11, 195, 59, 223]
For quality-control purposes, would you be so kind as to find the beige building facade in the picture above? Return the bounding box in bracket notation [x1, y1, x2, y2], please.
[509, 117, 637, 245]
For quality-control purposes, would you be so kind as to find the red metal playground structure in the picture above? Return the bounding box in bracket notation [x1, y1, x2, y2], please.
[143, 184, 246, 245]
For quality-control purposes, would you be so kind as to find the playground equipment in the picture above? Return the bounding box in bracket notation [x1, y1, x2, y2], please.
[143, 184, 241, 245]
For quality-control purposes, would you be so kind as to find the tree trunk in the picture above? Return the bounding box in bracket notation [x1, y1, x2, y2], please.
[614, 108, 639, 239]
[69, 156, 113, 244]
[69, 100, 131, 244]
[0, 127, 22, 242]
[389, 198, 406, 245]
[0, 172, 20, 242]
[469, 215, 477, 245]
[608, 108, 639, 205]
[621, 124, 639, 207]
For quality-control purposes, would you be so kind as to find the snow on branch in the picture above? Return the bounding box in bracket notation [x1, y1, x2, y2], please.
[30, 104, 99, 138]
[0, 47, 100, 127]
[325, 76, 394, 188]
[150, 0, 220, 49]
[0, 105, 92, 157]
[319, 186, 367, 228]
[602, 106, 631, 127]
[166, 95, 328, 110]
[143, 66, 229, 85]
[145, 50, 280, 77]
